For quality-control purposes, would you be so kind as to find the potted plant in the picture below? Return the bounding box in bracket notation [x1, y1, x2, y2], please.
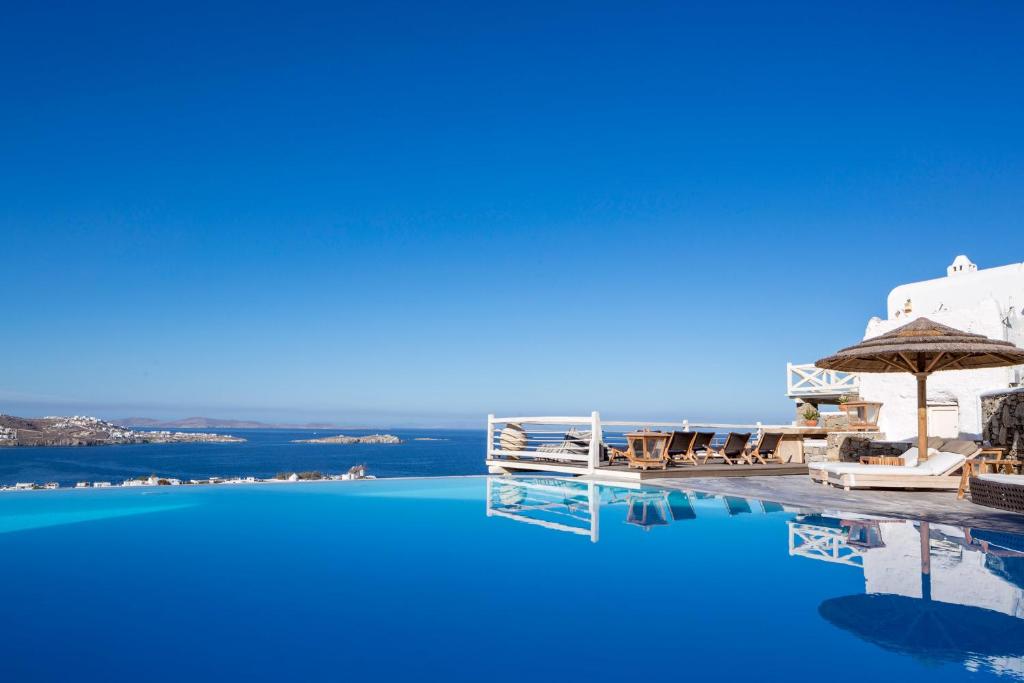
[801, 406, 820, 427]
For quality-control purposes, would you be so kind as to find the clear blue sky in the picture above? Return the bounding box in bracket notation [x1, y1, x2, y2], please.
[2, 1, 1022, 427]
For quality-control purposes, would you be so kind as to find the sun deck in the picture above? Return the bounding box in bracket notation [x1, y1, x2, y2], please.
[487, 413, 812, 482]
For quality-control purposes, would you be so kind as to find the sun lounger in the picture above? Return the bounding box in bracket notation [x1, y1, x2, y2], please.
[809, 438, 981, 491]
[702, 432, 752, 465]
[536, 428, 592, 461]
[813, 448, 976, 490]
[748, 432, 785, 464]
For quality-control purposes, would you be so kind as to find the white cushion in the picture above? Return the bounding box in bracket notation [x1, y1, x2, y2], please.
[914, 451, 966, 475]
[818, 450, 965, 477]
[821, 463, 909, 476]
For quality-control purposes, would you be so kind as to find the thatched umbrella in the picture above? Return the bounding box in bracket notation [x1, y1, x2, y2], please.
[816, 317, 1024, 461]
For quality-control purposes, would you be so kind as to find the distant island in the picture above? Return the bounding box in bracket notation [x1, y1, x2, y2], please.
[119, 416, 361, 430]
[0, 415, 245, 447]
[292, 434, 402, 445]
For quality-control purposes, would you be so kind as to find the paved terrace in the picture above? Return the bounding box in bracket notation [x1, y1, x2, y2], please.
[647, 474, 1024, 533]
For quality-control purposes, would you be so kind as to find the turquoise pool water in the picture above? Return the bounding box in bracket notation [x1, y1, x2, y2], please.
[2, 476, 1022, 682]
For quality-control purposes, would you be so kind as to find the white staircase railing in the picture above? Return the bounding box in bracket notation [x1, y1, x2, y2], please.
[786, 362, 859, 399]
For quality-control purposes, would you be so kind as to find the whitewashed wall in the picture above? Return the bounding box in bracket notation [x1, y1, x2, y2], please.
[886, 259, 1024, 322]
[859, 269, 1020, 440]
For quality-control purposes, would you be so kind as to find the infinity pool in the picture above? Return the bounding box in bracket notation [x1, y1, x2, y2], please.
[2, 476, 1022, 682]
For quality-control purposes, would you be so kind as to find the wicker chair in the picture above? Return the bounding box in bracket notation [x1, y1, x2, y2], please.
[969, 474, 1024, 514]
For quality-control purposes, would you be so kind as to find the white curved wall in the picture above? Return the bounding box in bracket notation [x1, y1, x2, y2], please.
[859, 258, 1024, 441]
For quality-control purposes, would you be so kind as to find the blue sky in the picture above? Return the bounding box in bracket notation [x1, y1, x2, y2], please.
[2, 1, 1023, 426]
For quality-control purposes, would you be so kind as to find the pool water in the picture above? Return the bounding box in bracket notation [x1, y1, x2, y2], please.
[1, 476, 1022, 682]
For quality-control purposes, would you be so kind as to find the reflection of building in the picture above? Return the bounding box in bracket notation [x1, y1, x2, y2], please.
[791, 515, 1024, 617]
[790, 513, 1024, 679]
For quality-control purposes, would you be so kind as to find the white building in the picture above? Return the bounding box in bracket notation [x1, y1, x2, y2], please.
[858, 255, 1024, 441]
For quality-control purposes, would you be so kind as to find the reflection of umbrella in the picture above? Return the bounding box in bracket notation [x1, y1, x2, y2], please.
[819, 522, 1024, 666]
[820, 594, 1024, 661]
[816, 318, 1024, 460]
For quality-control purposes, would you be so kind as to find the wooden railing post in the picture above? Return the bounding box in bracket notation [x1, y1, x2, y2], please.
[589, 411, 602, 472]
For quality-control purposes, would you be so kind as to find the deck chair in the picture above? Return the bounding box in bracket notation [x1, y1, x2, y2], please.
[702, 432, 752, 465]
[748, 432, 785, 464]
[666, 431, 698, 466]
[691, 431, 715, 462]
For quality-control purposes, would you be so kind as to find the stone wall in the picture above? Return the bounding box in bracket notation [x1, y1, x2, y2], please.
[826, 431, 895, 462]
[981, 389, 1024, 454]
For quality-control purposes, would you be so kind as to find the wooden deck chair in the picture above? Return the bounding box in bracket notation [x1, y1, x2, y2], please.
[749, 432, 785, 464]
[690, 431, 715, 461]
[702, 432, 752, 465]
[666, 431, 698, 466]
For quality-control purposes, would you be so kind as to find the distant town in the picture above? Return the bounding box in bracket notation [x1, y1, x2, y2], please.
[0, 415, 244, 447]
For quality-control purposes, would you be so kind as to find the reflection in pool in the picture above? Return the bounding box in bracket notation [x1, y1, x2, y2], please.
[488, 476, 1024, 680]
[2, 475, 1023, 682]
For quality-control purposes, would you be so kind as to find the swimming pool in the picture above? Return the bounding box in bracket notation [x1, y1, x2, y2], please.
[2, 476, 1022, 682]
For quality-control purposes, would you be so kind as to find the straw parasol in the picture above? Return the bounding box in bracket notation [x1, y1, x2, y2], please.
[816, 317, 1024, 461]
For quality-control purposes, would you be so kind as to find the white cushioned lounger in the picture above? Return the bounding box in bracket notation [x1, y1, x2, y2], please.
[817, 450, 969, 490]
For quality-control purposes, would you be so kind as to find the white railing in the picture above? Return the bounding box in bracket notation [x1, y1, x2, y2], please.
[486, 413, 795, 470]
[786, 362, 859, 398]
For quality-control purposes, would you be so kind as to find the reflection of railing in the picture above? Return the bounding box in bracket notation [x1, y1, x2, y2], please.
[486, 477, 601, 542]
[787, 362, 859, 399]
[486, 477, 792, 542]
[788, 522, 865, 567]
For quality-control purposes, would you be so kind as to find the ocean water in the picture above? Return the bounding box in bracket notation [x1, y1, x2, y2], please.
[1, 476, 1022, 682]
[0, 428, 485, 486]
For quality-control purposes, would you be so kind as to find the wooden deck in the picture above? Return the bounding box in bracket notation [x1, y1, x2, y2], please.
[486, 458, 807, 482]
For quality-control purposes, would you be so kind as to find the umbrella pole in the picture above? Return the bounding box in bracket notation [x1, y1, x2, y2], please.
[916, 372, 930, 461]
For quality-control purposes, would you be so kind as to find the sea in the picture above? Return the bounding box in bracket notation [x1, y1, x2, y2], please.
[0, 428, 486, 487]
